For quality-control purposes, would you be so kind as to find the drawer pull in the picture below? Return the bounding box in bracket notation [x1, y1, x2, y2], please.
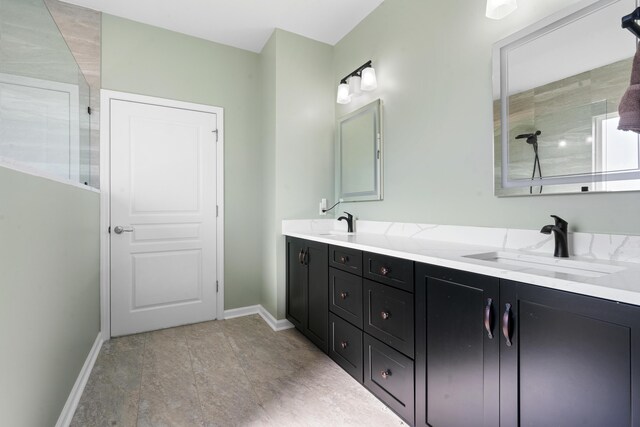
[381, 311, 391, 320]
[340, 341, 348, 349]
[339, 255, 349, 264]
[502, 303, 513, 347]
[484, 297, 494, 339]
[379, 266, 390, 276]
[380, 369, 391, 379]
[339, 291, 349, 300]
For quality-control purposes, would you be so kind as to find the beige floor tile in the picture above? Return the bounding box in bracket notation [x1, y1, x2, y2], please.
[137, 328, 205, 427]
[70, 336, 145, 427]
[72, 316, 405, 426]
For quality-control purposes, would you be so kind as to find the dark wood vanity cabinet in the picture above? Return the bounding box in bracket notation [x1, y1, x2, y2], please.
[415, 263, 640, 427]
[285, 237, 329, 353]
[286, 238, 640, 426]
[415, 264, 499, 427]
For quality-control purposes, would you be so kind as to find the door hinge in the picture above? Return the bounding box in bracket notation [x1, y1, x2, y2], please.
[216, 205, 219, 217]
[216, 280, 219, 292]
[212, 129, 219, 142]
[87, 106, 92, 115]
[108, 226, 111, 234]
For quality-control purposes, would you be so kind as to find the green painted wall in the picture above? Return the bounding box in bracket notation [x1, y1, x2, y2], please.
[260, 32, 278, 316]
[259, 29, 334, 318]
[334, 0, 640, 235]
[101, 14, 263, 310]
[0, 167, 100, 426]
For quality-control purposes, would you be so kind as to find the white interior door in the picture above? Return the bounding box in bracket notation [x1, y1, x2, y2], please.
[110, 99, 218, 336]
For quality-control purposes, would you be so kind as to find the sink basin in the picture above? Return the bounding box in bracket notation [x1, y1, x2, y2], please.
[464, 251, 625, 278]
[318, 230, 354, 236]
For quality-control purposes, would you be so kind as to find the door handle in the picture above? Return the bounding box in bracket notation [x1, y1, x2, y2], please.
[484, 298, 494, 339]
[303, 249, 309, 265]
[298, 249, 304, 264]
[113, 226, 134, 234]
[502, 303, 513, 347]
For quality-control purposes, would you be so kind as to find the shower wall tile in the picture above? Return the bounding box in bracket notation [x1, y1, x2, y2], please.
[44, 0, 101, 188]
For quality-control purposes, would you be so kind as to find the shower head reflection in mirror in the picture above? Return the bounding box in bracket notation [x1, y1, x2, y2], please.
[493, 0, 640, 196]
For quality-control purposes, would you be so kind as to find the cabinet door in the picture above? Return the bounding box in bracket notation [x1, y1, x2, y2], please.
[305, 240, 329, 353]
[415, 264, 500, 427]
[500, 281, 640, 427]
[286, 237, 307, 331]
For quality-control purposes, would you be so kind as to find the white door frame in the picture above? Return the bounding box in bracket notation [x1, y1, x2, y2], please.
[100, 89, 224, 340]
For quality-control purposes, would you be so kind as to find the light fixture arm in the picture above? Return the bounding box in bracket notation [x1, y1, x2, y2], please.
[339, 60, 373, 84]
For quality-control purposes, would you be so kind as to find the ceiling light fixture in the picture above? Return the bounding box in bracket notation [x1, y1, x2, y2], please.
[486, 0, 517, 20]
[336, 60, 378, 104]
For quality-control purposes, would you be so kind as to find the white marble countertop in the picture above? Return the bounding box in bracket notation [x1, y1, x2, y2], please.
[283, 220, 640, 306]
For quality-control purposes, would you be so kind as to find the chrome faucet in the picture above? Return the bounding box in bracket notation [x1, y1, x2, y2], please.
[540, 215, 569, 258]
[337, 212, 354, 233]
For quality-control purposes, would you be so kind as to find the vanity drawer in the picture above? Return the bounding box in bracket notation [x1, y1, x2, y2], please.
[364, 334, 415, 425]
[329, 268, 363, 328]
[364, 252, 414, 293]
[364, 279, 414, 358]
[329, 245, 362, 275]
[329, 313, 363, 383]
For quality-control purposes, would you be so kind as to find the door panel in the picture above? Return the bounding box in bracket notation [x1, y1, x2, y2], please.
[131, 250, 202, 309]
[110, 99, 218, 336]
[416, 264, 499, 427]
[286, 237, 306, 330]
[500, 281, 640, 427]
[306, 241, 329, 352]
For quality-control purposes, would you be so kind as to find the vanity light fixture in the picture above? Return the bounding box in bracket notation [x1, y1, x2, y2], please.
[336, 60, 377, 104]
[486, 0, 517, 20]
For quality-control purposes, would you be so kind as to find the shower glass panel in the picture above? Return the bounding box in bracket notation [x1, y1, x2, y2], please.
[0, 0, 91, 185]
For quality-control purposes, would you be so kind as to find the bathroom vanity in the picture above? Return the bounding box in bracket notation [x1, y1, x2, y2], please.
[284, 222, 640, 427]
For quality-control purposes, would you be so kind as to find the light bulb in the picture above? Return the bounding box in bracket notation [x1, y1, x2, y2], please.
[486, 0, 517, 20]
[336, 83, 351, 104]
[360, 67, 377, 91]
[348, 75, 362, 97]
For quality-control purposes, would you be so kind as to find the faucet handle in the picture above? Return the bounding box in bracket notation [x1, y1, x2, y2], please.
[343, 211, 353, 219]
[550, 215, 568, 228]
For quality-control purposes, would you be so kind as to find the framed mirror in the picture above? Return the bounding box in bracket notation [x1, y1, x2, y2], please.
[336, 99, 383, 202]
[493, 0, 640, 196]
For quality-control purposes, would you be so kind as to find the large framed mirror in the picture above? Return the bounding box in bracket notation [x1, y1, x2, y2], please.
[493, 0, 640, 196]
[336, 99, 383, 202]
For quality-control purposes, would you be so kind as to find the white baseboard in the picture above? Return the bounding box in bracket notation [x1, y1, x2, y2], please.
[222, 305, 261, 319]
[223, 305, 294, 332]
[258, 305, 295, 331]
[55, 333, 103, 427]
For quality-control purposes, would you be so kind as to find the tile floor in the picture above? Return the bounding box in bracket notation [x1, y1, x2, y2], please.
[71, 315, 406, 426]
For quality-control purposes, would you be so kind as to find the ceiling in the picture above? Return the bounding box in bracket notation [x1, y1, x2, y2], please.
[60, 0, 384, 53]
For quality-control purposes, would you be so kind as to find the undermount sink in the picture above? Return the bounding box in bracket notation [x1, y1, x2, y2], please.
[318, 230, 354, 236]
[464, 251, 625, 278]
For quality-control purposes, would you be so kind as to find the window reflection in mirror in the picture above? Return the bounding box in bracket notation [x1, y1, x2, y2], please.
[493, 0, 640, 196]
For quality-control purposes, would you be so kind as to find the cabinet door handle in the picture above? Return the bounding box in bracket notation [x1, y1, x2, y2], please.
[340, 341, 348, 349]
[303, 249, 309, 265]
[339, 291, 349, 300]
[380, 369, 391, 379]
[379, 266, 390, 276]
[502, 303, 513, 347]
[484, 298, 494, 339]
[339, 255, 348, 264]
[298, 249, 304, 264]
[381, 311, 391, 320]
